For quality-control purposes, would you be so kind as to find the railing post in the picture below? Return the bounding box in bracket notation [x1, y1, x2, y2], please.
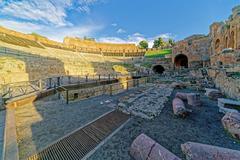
[57, 77, 61, 86]
[68, 76, 71, 84]
[108, 74, 111, 81]
[86, 75, 88, 82]
[49, 78, 52, 89]
[110, 85, 113, 96]
[66, 90, 69, 104]
[99, 75, 101, 81]
[39, 79, 43, 91]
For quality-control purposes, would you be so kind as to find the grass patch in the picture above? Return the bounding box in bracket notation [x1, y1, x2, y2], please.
[145, 49, 172, 58]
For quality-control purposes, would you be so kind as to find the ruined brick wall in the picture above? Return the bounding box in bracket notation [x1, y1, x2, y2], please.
[208, 68, 240, 100]
[172, 35, 211, 68]
[209, 5, 240, 66]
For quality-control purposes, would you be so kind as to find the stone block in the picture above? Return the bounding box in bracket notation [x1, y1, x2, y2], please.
[205, 88, 224, 100]
[218, 98, 240, 114]
[172, 98, 188, 117]
[222, 112, 240, 139]
[181, 142, 240, 160]
[130, 134, 181, 160]
[175, 92, 188, 101]
[187, 93, 201, 107]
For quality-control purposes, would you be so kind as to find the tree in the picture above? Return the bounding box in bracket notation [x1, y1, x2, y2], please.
[153, 37, 165, 49]
[159, 37, 165, 48]
[153, 39, 160, 48]
[139, 40, 149, 49]
[168, 38, 175, 47]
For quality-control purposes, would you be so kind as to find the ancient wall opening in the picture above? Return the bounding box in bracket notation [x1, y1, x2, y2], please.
[174, 54, 188, 68]
[152, 65, 165, 74]
[229, 31, 235, 49]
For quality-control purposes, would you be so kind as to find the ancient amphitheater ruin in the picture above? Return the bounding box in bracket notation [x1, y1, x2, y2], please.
[0, 5, 240, 160]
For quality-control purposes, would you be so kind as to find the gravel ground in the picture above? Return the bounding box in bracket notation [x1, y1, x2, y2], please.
[15, 94, 114, 160]
[89, 88, 240, 160]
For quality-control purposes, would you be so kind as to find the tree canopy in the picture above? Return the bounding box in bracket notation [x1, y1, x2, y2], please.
[138, 40, 149, 49]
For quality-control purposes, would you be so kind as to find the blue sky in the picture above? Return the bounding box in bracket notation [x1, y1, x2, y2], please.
[0, 0, 239, 46]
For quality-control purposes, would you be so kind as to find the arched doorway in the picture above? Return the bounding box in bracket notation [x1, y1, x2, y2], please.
[174, 54, 188, 68]
[229, 31, 235, 49]
[152, 65, 165, 74]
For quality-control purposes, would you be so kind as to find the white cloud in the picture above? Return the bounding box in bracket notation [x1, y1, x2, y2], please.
[0, 19, 104, 42]
[0, 0, 103, 26]
[0, 20, 43, 33]
[111, 23, 118, 27]
[117, 28, 126, 34]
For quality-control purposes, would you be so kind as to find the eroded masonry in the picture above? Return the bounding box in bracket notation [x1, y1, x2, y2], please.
[0, 5, 240, 160]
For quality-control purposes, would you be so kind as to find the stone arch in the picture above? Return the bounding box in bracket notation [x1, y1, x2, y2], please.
[229, 31, 235, 49]
[174, 54, 188, 68]
[215, 39, 220, 50]
[152, 65, 165, 74]
[225, 37, 228, 48]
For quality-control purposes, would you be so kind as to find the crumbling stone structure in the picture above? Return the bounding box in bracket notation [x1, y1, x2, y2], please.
[172, 35, 211, 69]
[210, 5, 240, 66]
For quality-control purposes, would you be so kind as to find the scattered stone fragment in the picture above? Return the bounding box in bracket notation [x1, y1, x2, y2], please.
[222, 112, 240, 139]
[181, 142, 240, 160]
[218, 98, 240, 114]
[171, 82, 186, 89]
[130, 134, 181, 160]
[187, 93, 201, 107]
[205, 88, 224, 100]
[175, 92, 188, 101]
[172, 98, 188, 117]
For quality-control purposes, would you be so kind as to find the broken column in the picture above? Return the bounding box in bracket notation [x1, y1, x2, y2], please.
[175, 92, 188, 101]
[181, 142, 240, 160]
[172, 98, 188, 117]
[205, 88, 223, 100]
[187, 93, 201, 107]
[130, 134, 181, 160]
[222, 112, 240, 139]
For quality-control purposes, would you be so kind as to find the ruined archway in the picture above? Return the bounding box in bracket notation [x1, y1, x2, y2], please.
[152, 65, 165, 74]
[174, 54, 188, 68]
[229, 31, 235, 49]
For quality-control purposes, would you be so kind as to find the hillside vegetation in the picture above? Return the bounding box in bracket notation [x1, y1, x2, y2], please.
[145, 49, 172, 58]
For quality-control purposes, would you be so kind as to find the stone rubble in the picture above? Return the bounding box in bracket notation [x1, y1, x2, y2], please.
[222, 112, 240, 140]
[118, 83, 173, 119]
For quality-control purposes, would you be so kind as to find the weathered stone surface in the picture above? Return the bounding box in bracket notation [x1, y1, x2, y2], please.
[187, 93, 201, 107]
[119, 84, 173, 119]
[218, 98, 240, 114]
[171, 82, 186, 89]
[222, 112, 240, 139]
[208, 90, 224, 100]
[181, 142, 240, 160]
[175, 92, 188, 101]
[172, 98, 188, 117]
[130, 134, 181, 160]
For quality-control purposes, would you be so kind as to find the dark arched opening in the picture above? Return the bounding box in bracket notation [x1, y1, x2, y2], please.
[174, 54, 188, 68]
[152, 65, 165, 74]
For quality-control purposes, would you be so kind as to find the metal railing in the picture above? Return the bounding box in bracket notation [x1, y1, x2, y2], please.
[0, 72, 151, 100]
